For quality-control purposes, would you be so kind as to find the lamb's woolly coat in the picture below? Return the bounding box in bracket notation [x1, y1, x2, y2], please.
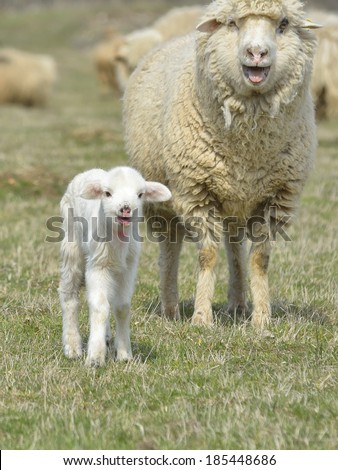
[0, 48, 57, 106]
[124, 0, 319, 327]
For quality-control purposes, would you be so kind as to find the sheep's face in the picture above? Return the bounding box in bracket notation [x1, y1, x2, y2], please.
[81, 168, 172, 229]
[197, 3, 321, 98]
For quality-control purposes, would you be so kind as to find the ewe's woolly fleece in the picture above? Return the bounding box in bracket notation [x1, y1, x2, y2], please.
[124, 0, 318, 227]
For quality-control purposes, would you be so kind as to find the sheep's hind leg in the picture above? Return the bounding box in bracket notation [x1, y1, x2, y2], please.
[158, 226, 184, 321]
[59, 241, 84, 359]
[224, 237, 248, 316]
[249, 240, 272, 329]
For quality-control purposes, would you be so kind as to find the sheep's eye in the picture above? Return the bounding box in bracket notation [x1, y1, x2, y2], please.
[227, 18, 237, 29]
[105, 191, 112, 198]
[278, 17, 289, 33]
[138, 193, 144, 199]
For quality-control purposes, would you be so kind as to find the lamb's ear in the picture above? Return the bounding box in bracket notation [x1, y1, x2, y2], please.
[196, 18, 222, 33]
[144, 182, 172, 202]
[80, 181, 104, 199]
[299, 18, 323, 29]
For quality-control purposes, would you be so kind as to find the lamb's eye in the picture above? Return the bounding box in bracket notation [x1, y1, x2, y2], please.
[278, 17, 289, 33]
[138, 192, 144, 199]
[105, 191, 112, 198]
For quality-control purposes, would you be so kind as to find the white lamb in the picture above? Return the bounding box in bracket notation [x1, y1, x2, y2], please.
[59, 166, 171, 367]
[124, 0, 322, 329]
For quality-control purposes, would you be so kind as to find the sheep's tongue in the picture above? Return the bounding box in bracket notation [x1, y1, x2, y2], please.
[248, 68, 266, 84]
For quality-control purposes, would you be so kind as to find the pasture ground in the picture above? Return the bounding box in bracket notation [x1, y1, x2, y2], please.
[0, 0, 337, 450]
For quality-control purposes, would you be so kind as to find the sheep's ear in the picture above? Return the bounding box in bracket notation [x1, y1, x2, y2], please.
[299, 19, 323, 29]
[144, 182, 172, 202]
[196, 18, 222, 33]
[80, 181, 104, 199]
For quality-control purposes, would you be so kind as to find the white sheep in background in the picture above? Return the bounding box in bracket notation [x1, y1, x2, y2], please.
[93, 6, 203, 94]
[59, 166, 171, 367]
[0, 48, 57, 107]
[308, 9, 338, 119]
[124, 0, 322, 329]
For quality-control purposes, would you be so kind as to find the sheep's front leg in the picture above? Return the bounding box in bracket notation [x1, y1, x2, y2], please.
[86, 268, 111, 367]
[191, 242, 218, 326]
[249, 240, 272, 329]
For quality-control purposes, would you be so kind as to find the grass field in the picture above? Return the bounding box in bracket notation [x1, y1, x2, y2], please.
[0, 0, 337, 450]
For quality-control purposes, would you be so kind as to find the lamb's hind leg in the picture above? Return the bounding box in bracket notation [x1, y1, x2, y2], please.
[158, 223, 184, 321]
[59, 240, 84, 359]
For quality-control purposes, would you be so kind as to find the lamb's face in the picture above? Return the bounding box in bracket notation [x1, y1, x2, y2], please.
[101, 171, 148, 228]
[81, 167, 172, 230]
[197, 4, 320, 98]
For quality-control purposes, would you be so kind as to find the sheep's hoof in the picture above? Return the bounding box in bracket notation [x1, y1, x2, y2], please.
[226, 302, 248, 316]
[251, 310, 271, 330]
[191, 309, 213, 326]
[161, 304, 181, 321]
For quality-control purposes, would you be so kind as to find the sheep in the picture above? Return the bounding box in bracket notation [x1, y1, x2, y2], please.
[308, 9, 338, 119]
[94, 28, 162, 94]
[93, 6, 203, 94]
[0, 48, 57, 107]
[123, 0, 322, 329]
[59, 166, 171, 367]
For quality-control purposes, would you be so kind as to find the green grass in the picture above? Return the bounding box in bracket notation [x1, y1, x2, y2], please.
[0, 0, 337, 450]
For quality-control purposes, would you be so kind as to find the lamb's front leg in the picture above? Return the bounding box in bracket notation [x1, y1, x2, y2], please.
[113, 270, 136, 361]
[249, 240, 272, 329]
[86, 268, 111, 367]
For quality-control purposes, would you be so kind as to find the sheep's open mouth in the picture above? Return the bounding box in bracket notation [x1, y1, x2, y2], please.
[117, 216, 132, 226]
[243, 65, 270, 85]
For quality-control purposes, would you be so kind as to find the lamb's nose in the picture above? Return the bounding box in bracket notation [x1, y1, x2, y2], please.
[247, 47, 268, 64]
[120, 204, 131, 214]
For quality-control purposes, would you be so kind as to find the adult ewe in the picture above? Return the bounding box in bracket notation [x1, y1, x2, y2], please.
[59, 167, 171, 366]
[124, 0, 321, 329]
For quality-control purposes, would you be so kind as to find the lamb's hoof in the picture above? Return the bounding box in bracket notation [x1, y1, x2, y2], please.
[191, 310, 213, 326]
[115, 350, 133, 362]
[64, 341, 82, 360]
[85, 354, 106, 367]
[85, 346, 106, 367]
[162, 304, 181, 321]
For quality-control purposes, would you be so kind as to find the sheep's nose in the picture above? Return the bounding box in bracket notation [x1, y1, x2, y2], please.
[246, 47, 269, 64]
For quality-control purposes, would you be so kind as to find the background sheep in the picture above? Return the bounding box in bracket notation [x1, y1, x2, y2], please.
[59, 166, 171, 367]
[0, 48, 57, 107]
[308, 9, 338, 119]
[124, 0, 322, 329]
[93, 6, 203, 94]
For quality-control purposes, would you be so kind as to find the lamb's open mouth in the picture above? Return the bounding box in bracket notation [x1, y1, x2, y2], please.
[117, 215, 132, 226]
[243, 65, 270, 85]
